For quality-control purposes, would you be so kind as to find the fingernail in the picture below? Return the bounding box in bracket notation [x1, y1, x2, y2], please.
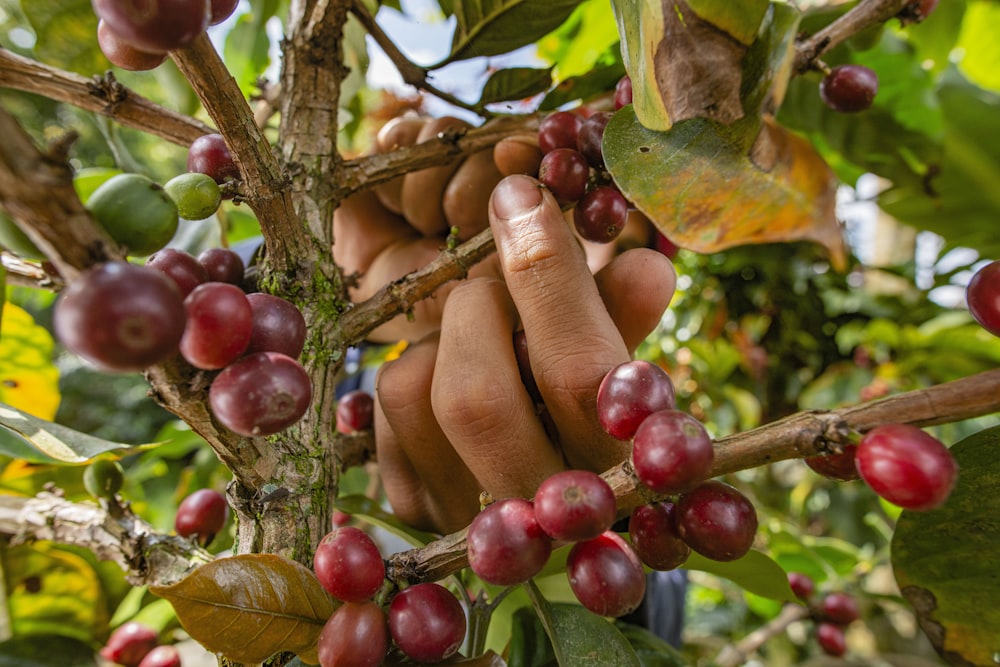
[491, 174, 543, 223]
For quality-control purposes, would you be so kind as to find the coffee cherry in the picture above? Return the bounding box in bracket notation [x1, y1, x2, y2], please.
[574, 186, 628, 244]
[614, 75, 633, 110]
[533, 470, 616, 542]
[245, 293, 307, 358]
[388, 583, 467, 663]
[467, 498, 552, 586]
[146, 248, 208, 297]
[966, 260, 1000, 337]
[97, 20, 168, 71]
[175, 488, 228, 545]
[99, 622, 159, 667]
[197, 247, 245, 285]
[180, 282, 253, 370]
[855, 424, 957, 511]
[816, 621, 847, 657]
[164, 172, 222, 221]
[318, 601, 389, 667]
[314, 526, 385, 602]
[597, 360, 676, 440]
[209, 0, 239, 24]
[567, 531, 646, 618]
[86, 173, 179, 256]
[820, 64, 878, 113]
[187, 133, 240, 187]
[137, 645, 181, 667]
[83, 459, 125, 499]
[629, 502, 690, 571]
[335, 390, 375, 435]
[537, 111, 582, 154]
[54, 262, 186, 372]
[576, 112, 613, 168]
[632, 409, 714, 495]
[92, 0, 210, 53]
[538, 148, 590, 203]
[787, 572, 815, 601]
[208, 352, 312, 436]
[805, 445, 860, 481]
[821, 591, 860, 625]
[677, 480, 758, 562]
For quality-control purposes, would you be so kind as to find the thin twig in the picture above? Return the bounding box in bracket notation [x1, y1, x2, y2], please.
[793, 0, 914, 74]
[715, 603, 812, 667]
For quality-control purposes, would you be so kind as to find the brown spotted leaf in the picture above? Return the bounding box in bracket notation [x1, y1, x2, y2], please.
[150, 554, 336, 664]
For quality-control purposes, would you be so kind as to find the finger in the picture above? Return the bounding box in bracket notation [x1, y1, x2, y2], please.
[488, 174, 632, 473]
[442, 148, 503, 241]
[431, 278, 566, 500]
[376, 336, 482, 533]
[401, 116, 472, 236]
[593, 247, 676, 354]
[333, 189, 417, 277]
[373, 115, 427, 214]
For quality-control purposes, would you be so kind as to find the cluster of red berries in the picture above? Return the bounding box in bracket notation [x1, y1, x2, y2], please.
[93, 0, 239, 72]
[100, 621, 181, 667]
[313, 526, 467, 666]
[788, 573, 861, 658]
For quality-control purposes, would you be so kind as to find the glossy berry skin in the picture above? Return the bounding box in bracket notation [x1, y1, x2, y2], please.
[388, 583, 467, 663]
[146, 248, 208, 297]
[335, 390, 375, 434]
[533, 470, 616, 542]
[137, 645, 181, 667]
[538, 148, 590, 203]
[567, 531, 646, 618]
[314, 527, 385, 602]
[100, 622, 159, 667]
[318, 601, 389, 667]
[187, 133, 240, 186]
[677, 480, 758, 562]
[574, 186, 628, 244]
[537, 111, 582, 154]
[197, 247, 245, 285]
[92, 0, 209, 53]
[576, 112, 613, 168]
[614, 75, 633, 110]
[820, 64, 878, 113]
[629, 502, 690, 571]
[805, 444, 860, 482]
[632, 409, 714, 495]
[821, 591, 860, 626]
[245, 293, 307, 358]
[209, 0, 239, 24]
[180, 282, 253, 370]
[175, 488, 228, 544]
[597, 360, 676, 440]
[816, 622, 847, 657]
[966, 260, 1000, 336]
[467, 498, 552, 586]
[54, 262, 186, 373]
[97, 20, 168, 71]
[855, 424, 957, 511]
[208, 352, 312, 436]
[787, 572, 815, 601]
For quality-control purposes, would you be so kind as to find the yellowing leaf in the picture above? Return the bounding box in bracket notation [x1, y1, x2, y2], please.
[0, 304, 59, 420]
[150, 554, 337, 664]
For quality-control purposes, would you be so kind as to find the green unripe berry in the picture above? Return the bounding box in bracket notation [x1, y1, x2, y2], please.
[87, 173, 179, 256]
[83, 459, 125, 499]
[164, 173, 223, 221]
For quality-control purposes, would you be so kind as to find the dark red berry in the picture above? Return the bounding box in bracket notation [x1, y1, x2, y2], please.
[188, 134, 240, 186]
[100, 622, 159, 667]
[92, 0, 209, 53]
[137, 645, 181, 667]
[614, 75, 633, 110]
[314, 526, 385, 602]
[180, 282, 253, 370]
[245, 293, 307, 358]
[197, 247, 244, 284]
[335, 390, 375, 434]
[467, 498, 552, 586]
[855, 424, 957, 511]
[533, 469, 616, 542]
[816, 622, 847, 657]
[820, 64, 878, 113]
[787, 572, 815, 601]
[388, 583, 467, 663]
[576, 112, 612, 168]
[209, 352, 312, 436]
[209, 0, 239, 24]
[629, 502, 690, 571]
[537, 111, 582, 154]
[175, 488, 228, 545]
[567, 531, 646, 618]
[632, 409, 714, 495]
[967, 260, 1000, 337]
[318, 601, 389, 667]
[97, 19, 168, 71]
[574, 186, 628, 244]
[597, 360, 676, 440]
[821, 591, 860, 626]
[538, 148, 590, 203]
[677, 480, 758, 562]
[146, 247, 208, 297]
[805, 445, 861, 481]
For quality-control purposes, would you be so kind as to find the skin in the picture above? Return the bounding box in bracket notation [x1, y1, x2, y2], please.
[336, 122, 676, 534]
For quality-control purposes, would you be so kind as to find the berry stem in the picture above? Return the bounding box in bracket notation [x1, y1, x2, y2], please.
[794, 0, 915, 74]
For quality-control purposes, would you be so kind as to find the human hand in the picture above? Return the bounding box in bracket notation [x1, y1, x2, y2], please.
[374, 174, 676, 534]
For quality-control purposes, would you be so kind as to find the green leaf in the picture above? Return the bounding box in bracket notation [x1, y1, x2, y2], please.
[478, 67, 553, 107]
[334, 494, 437, 546]
[507, 605, 557, 667]
[0, 401, 143, 463]
[223, 14, 275, 98]
[686, 0, 770, 46]
[150, 554, 336, 665]
[614, 622, 687, 667]
[683, 550, 797, 603]
[436, 0, 581, 67]
[0, 304, 60, 422]
[956, 2, 1000, 93]
[523, 583, 641, 667]
[892, 425, 1000, 666]
[0, 635, 98, 667]
[539, 53, 624, 111]
[21, 0, 105, 75]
